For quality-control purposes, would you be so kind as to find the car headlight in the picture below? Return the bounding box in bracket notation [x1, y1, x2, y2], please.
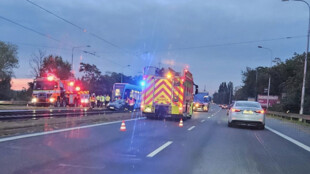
[145, 107, 152, 112]
[31, 98, 37, 103]
[49, 98, 55, 103]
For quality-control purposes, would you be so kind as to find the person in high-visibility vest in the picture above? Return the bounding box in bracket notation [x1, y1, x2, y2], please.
[105, 94, 110, 107]
[128, 97, 135, 112]
[100, 95, 105, 108]
[96, 95, 101, 108]
[90, 94, 96, 108]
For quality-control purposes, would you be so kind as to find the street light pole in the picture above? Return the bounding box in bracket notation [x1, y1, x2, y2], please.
[258, 46, 273, 109]
[282, 0, 310, 115]
[121, 65, 131, 83]
[71, 45, 91, 70]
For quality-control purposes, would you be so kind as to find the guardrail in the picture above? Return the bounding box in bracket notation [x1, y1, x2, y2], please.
[267, 111, 310, 123]
[0, 101, 29, 105]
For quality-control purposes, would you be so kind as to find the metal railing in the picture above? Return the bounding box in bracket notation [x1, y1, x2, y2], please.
[0, 101, 29, 105]
[267, 111, 310, 123]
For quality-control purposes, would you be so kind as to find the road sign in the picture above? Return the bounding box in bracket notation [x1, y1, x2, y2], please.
[257, 95, 279, 107]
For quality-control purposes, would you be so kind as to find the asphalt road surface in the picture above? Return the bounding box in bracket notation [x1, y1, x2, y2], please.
[1, 104, 310, 174]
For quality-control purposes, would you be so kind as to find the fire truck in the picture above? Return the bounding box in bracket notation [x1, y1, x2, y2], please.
[140, 66, 198, 119]
[31, 74, 90, 107]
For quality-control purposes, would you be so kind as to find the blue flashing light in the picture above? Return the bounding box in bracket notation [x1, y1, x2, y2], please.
[140, 80, 146, 87]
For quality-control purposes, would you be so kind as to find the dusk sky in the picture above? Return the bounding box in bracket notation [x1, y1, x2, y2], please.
[0, 0, 308, 93]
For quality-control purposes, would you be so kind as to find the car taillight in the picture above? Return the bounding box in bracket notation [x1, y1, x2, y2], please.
[231, 108, 241, 112]
[255, 110, 265, 114]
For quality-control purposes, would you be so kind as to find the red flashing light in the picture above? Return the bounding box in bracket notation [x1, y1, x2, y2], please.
[231, 108, 241, 112]
[75, 86, 81, 91]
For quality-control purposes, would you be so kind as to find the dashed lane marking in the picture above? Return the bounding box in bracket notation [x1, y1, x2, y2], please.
[188, 126, 196, 131]
[147, 141, 173, 157]
[266, 126, 310, 153]
[201, 120, 205, 123]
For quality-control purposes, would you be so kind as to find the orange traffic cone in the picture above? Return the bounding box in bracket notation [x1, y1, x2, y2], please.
[179, 118, 183, 127]
[120, 120, 126, 131]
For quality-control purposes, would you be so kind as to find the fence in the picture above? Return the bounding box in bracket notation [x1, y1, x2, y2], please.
[267, 111, 310, 123]
[0, 101, 29, 105]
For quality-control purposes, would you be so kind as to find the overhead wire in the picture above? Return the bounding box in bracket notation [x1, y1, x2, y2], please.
[161, 35, 306, 51]
[26, 0, 132, 54]
[0, 15, 60, 43]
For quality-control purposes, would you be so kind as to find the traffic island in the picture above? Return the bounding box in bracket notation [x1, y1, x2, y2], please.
[0, 111, 141, 138]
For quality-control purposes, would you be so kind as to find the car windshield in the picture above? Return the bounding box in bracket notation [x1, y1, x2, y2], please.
[235, 102, 261, 108]
[33, 81, 57, 90]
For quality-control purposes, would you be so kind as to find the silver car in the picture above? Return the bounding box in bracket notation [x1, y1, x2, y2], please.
[227, 101, 265, 130]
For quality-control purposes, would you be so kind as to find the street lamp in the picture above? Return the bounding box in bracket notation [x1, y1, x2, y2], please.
[71, 45, 91, 69]
[258, 46, 274, 109]
[282, 0, 309, 115]
[121, 64, 131, 83]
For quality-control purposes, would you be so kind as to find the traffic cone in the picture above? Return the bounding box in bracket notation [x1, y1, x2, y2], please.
[179, 118, 183, 127]
[120, 120, 126, 131]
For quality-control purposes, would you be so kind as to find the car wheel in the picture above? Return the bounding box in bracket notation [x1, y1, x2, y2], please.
[258, 125, 265, 130]
[228, 121, 232, 127]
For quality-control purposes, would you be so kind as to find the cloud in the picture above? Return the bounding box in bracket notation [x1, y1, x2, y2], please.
[0, 0, 307, 93]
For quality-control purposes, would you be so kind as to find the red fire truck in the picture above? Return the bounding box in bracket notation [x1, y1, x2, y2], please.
[31, 74, 89, 107]
[140, 66, 198, 119]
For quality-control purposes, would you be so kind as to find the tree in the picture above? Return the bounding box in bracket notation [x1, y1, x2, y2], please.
[79, 62, 101, 83]
[213, 82, 233, 104]
[237, 52, 310, 114]
[79, 62, 142, 95]
[40, 55, 72, 80]
[0, 41, 18, 80]
[0, 41, 18, 100]
[29, 49, 45, 78]
[227, 81, 233, 104]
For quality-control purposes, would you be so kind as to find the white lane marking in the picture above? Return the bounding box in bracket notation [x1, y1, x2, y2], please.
[0, 117, 145, 143]
[266, 126, 310, 153]
[59, 163, 105, 169]
[147, 141, 173, 157]
[208, 116, 210, 119]
[201, 120, 205, 123]
[188, 126, 196, 131]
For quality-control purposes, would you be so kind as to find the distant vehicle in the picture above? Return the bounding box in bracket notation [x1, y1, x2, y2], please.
[227, 101, 265, 130]
[112, 83, 142, 106]
[107, 99, 126, 111]
[221, 104, 229, 109]
[193, 93, 211, 112]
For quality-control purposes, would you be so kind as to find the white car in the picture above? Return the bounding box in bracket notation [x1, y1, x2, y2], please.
[227, 101, 265, 130]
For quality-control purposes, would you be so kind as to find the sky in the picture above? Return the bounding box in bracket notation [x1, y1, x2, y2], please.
[0, 0, 308, 93]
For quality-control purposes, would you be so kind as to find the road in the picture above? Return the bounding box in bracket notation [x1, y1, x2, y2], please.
[0, 105, 310, 174]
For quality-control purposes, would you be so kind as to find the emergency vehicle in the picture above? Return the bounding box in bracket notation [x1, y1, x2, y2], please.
[193, 93, 211, 112]
[140, 66, 198, 119]
[31, 74, 90, 107]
